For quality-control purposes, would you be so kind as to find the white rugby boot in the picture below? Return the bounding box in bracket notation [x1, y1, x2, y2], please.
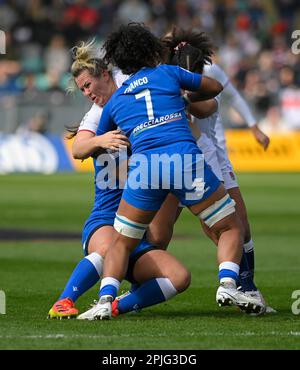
[77, 295, 113, 320]
[216, 282, 266, 315]
[244, 290, 277, 314]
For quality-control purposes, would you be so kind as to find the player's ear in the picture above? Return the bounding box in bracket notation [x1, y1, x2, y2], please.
[101, 70, 111, 82]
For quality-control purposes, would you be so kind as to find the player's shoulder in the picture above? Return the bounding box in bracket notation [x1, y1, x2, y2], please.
[158, 64, 181, 74]
[156, 64, 188, 81]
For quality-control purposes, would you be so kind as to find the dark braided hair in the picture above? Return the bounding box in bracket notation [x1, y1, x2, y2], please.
[162, 27, 214, 73]
[103, 23, 166, 75]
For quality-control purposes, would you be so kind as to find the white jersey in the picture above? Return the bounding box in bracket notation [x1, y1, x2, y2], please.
[195, 63, 256, 189]
[78, 69, 129, 134]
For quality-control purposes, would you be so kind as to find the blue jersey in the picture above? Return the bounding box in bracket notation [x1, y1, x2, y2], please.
[97, 64, 201, 153]
[82, 152, 123, 254]
[91, 152, 123, 216]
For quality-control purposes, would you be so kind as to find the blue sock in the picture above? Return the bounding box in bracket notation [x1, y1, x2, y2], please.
[239, 240, 257, 291]
[117, 278, 177, 314]
[245, 251, 255, 277]
[130, 283, 140, 292]
[59, 253, 102, 302]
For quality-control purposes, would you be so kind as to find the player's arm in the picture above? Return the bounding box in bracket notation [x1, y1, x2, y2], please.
[185, 76, 223, 102]
[72, 130, 130, 160]
[224, 82, 270, 150]
[72, 102, 129, 159]
[249, 124, 270, 151]
[176, 66, 223, 102]
[188, 117, 201, 140]
[187, 98, 218, 119]
[71, 104, 101, 159]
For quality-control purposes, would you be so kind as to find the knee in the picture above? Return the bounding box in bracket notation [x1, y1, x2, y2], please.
[174, 268, 191, 293]
[87, 242, 107, 258]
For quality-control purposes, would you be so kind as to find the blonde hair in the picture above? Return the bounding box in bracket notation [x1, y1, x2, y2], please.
[67, 39, 108, 94]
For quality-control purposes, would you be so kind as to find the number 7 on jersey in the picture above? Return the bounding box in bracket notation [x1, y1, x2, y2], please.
[135, 89, 154, 120]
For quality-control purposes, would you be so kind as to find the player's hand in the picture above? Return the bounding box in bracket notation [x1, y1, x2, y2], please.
[251, 124, 270, 151]
[96, 130, 130, 152]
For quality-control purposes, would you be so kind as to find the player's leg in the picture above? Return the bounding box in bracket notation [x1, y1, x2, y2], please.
[48, 220, 115, 319]
[186, 184, 265, 314]
[99, 200, 158, 301]
[57, 226, 113, 299]
[198, 137, 257, 292]
[77, 201, 160, 320]
[123, 193, 181, 295]
[114, 249, 191, 315]
[226, 186, 257, 289]
[110, 194, 182, 307]
[226, 184, 276, 312]
[198, 212, 257, 297]
[147, 193, 182, 249]
[85, 184, 169, 320]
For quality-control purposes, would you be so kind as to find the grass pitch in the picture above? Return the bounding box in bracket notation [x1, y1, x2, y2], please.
[0, 173, 300, 349]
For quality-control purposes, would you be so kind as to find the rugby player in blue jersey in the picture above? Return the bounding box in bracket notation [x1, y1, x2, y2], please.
[85, 23, 266, 320]
[48, 41, 202, 319]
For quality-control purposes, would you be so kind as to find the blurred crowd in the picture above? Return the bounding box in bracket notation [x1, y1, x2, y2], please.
[1, 0, 300, 131]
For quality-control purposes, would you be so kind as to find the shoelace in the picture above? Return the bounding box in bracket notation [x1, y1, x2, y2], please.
[55, 299, 73, 311]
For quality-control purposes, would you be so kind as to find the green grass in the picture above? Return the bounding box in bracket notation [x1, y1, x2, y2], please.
[0, 173, 300, 349]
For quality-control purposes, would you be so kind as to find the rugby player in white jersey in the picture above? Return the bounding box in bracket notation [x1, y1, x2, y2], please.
[162, 28, 275, 313]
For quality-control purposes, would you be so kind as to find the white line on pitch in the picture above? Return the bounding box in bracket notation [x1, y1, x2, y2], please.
[0, 331, 299, 339]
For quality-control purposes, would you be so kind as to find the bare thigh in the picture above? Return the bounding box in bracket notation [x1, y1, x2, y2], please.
[88, 225, 116, 256]
[147, 193, 182, 249]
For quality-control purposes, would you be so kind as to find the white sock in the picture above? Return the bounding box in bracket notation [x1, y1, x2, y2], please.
[156, 278, 178, 300]
[85, 252, 104, 277]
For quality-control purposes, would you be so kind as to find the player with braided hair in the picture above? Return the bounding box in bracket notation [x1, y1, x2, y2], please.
[162, 27, 275, 313]
[48, 39, 191, 319]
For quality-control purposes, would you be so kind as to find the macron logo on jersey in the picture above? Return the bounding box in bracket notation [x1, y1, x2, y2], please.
[124, 77, 148, 93]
